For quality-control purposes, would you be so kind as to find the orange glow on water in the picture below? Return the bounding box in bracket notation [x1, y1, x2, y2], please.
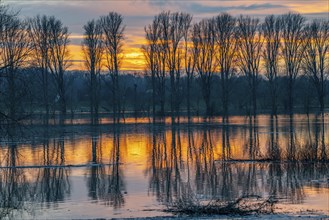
[0, 115, 329, 218]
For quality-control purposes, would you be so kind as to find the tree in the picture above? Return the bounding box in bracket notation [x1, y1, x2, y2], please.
[0, 9, 30, 121]
[262, 15, 281, 116]
[303, 19, 329, 113]
[100, 12, 125, 123]
[214, 13, 238, 118]
[161, 12, 192, 123]
[182, 13, 195, 120]
[0, 5, 18, 72]
[236, 16, 263, 116]
[280, 13, 305, 115]
[143, 15, 161, 121]
[28, 15, 52, 122]
[192, 19, 217, 117]
[82, 19, 104, 124]
[47, 16, 71, 120]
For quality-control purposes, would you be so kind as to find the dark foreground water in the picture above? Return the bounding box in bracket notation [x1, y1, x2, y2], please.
[0, 115, 328, 219]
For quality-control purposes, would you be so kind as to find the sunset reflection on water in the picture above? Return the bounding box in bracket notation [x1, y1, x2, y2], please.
[0, 115, 328, 219]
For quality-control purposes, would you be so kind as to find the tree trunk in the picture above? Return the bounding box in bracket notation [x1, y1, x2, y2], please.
[187, 76, 191, 120]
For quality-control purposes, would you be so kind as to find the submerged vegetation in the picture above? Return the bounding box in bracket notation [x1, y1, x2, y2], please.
[166, 195, 276, 216]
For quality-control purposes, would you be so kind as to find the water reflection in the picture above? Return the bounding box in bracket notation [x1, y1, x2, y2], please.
[0, 127, 31, 219]
[0, 115, 328, 218]
[87, 129, 103, 200]
[86, 125, 126, 208]
[267, 115, 280, 160]
[35, 128, 71, 205]
[0, 126, 72, 218]
[147, 124, 185, 204]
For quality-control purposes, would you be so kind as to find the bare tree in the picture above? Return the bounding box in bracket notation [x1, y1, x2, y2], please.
[182, 14, 195, 121]
[143, 15, 161, 121]
[82, 19, 103, 124]
[236, 16, 263, 116]
[280, 13, 305, 115]
[192, 19, 217, 117]
[28, 15, 52, 123]
[214, 13, 238, 118]
[146, 12, 170, 118]
[262, 15, 281, 117]
[162, 12, 192, 123]
[0, 10, 30, 121]
[156, 12, 170, 118]
[47, 16, 70, 121]
[303, 19, 329, 113]
[0, 5, 18, 72]
[100, 12, 125, 123]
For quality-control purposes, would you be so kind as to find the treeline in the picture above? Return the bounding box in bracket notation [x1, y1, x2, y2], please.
[0, 4, 328, 124]
[143, 12, 329, 120]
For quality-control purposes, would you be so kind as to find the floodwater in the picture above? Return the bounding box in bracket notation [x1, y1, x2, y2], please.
[0, 114, 328, 219]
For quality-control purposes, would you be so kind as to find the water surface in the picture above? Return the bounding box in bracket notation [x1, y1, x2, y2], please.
[0, 115, 328, 219]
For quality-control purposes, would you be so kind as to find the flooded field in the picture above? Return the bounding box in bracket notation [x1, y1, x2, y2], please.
[0, 115, 328, 219]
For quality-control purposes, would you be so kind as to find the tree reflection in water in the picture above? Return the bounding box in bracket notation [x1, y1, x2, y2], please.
[147, 124, 184, 204]
[267, 115, 280, 160]
[35, 127, 71, 206]
[0, 125, 71, 218]
[287, 115, 297, 161]
[105, 124, 125, 208]
[86, 123, 126, 209]
[87, 128, 104, 200]
[145, 116, 329, 210]
[0, 115, 328, 217]
[0, 126, 32, 219]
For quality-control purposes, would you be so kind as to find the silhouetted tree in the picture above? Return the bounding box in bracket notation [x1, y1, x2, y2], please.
[0, 10, 30, 122]
[303, 20, 329, 113]
[236, 16, 263, 116]
[28, 15, 52, 123]
[143, 15, 161, 121]
[82, 19, 103, 124]
[192, 19, 217, 117]
[47, 17, 70, 121]
[182, 14, 195, 120]
[162, 12, 192, 123]
[100, 12, 125, 123]
[262, 15, 281, 116]
[157, 12, 170, 118]
[280, 13, 305, 115]
[214, 13, 238, 117]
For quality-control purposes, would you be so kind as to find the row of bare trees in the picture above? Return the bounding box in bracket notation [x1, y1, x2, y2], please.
[0, 5, 328, 124]
[0, 6, 31, 122]
[29, 12, 125, 124]
[144, 12, 329, 119]
[0, 5, 71, 123]
[82, 12, 125, 124]
[28, 15, 70, 122]
[0, 4, 126, 124]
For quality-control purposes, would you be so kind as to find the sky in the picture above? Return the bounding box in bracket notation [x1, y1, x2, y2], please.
[4, 0, 329, 71]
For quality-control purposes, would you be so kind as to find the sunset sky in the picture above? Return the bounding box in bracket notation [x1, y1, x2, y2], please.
[6, 0, 329, 71]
